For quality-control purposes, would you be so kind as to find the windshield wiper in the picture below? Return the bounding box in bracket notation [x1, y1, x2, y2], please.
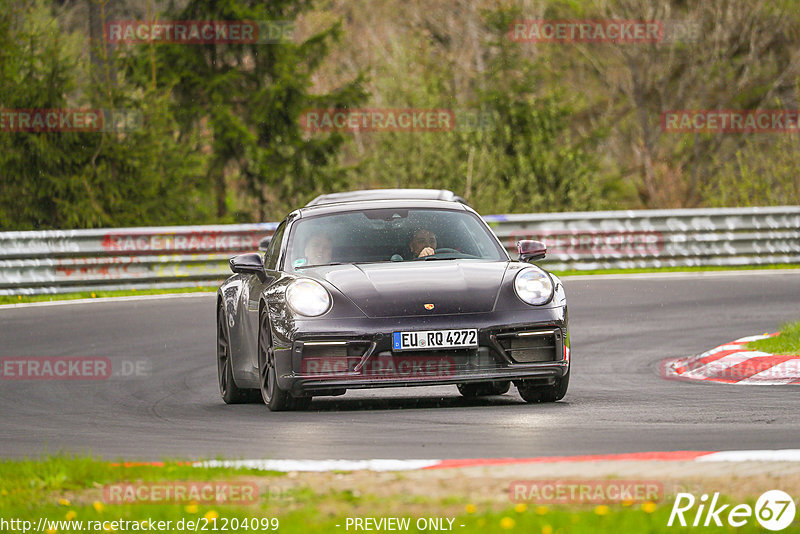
[417, 256, 460, 261]
[296, 262, 351, 269]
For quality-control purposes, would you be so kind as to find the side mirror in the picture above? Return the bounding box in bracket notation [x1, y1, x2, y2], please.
[258, 236, 272, 252]
[517, 240, 546, 262]
[229, 253, 268, 282]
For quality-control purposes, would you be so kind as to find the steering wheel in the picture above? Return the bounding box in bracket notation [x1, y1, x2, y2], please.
[412, 247, 460, 260]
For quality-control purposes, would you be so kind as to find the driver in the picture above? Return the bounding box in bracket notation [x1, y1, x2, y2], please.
[409, 228, 437, 258]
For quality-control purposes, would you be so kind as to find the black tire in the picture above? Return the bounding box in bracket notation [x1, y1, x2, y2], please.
[457, 380, 511, 397]
[217, 307, 259, 404]
[487, 380, 511, 395]
[257, 310, 311, 411]
[517, 371, 570, 403]
[291, 396, 313, 410]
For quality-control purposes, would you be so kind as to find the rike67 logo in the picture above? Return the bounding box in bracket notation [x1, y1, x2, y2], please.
[668, 490, 796, 531]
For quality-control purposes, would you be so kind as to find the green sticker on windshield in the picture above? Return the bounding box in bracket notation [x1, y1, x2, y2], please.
[293, 258, 307, 268]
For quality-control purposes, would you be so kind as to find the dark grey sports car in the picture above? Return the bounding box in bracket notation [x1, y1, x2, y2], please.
[217, 189, 570, 410]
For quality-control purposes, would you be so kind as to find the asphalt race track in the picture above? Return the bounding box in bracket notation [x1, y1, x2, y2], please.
[1, 270, 799, 461]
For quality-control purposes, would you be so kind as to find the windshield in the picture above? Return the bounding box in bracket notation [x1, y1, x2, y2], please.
[286, 208, 507, 270]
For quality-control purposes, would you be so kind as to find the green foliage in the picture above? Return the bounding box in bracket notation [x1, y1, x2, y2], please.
[0, 0, 85, 229]
[342, 4, 605, 215]
[471, 6, 604, 214]
[140, 0, 366, 222]
[0, 0, 212, 230]
[702, 135, 800, 207]
[0, 456, 784, 534]
[2, 0, 799, 230]
[748, 320, 800, 355]
[0, 0, 361, 229]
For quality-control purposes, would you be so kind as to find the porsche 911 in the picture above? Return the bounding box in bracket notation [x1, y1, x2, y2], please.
[217, 189, 569, 410]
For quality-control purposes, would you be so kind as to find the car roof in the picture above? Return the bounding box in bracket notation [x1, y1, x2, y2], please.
[295, 198, 471, 218]
[305, 189, 467, 207]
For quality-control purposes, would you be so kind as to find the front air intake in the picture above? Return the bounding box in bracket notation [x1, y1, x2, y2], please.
[497, 330, 559, 363]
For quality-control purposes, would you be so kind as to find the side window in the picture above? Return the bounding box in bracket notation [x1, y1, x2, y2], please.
[264, 222, 286, 271]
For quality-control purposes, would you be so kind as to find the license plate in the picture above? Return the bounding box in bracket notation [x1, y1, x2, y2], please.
[392, 329, 478, 351]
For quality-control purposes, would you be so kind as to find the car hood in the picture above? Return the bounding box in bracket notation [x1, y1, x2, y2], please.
[319, 261, 509, 318]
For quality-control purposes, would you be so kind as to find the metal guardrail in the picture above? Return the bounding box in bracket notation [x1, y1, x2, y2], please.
[0, 223, 277, 295]
[485, 206, 800, 272]
[1, 207, 798, 295]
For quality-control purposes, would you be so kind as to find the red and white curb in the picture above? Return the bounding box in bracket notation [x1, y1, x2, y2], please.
[660, 333, 800, 385]
[178, 450, 800, 472]
[115, 450, 800, 472]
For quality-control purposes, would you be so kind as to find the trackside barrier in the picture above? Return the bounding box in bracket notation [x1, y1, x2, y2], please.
[0, 207, 798, 295]
[483, 206, 800, 272]
[0, 223, 277, 295]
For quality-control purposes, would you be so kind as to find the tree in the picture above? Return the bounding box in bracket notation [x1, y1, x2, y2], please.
[0, 0, 211, 230]
[570, 0, 800, 207]
[472, 5, 604, 214]
[346, 3, 604, 215]
[137, 0, 366, 222]
[0, 0, 88, 229]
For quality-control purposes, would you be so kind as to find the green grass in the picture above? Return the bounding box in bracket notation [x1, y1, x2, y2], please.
[2, 264, 797, 305]
[0, 286, 217, 305]
[0, 456, 795, 533]
[749, 320, 800, 355]
[0, 456, 284, 494]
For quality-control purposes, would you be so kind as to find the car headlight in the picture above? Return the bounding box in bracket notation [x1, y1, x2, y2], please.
[514, 267, 554, 306]
[286, 279, 331, 316]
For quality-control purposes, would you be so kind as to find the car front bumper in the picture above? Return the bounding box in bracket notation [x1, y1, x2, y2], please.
[272, 308, 569, 395]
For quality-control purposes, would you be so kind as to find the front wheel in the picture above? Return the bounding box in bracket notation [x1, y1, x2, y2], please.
[217, 307, 259, 404]
[257, 311, 311, 411]
[516, 371, 569, 403]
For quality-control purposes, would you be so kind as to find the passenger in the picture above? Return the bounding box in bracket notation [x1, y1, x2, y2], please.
[301, 233, 333, 266]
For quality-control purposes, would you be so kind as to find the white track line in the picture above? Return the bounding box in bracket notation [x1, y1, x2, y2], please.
[734, 334, 776, 343]
[563, 269, 800, 281]
[195, 450, 800, 472]
[0, 292, 216, 310]
[697, 450, 800, 462]
[198, 459, 441, 472]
